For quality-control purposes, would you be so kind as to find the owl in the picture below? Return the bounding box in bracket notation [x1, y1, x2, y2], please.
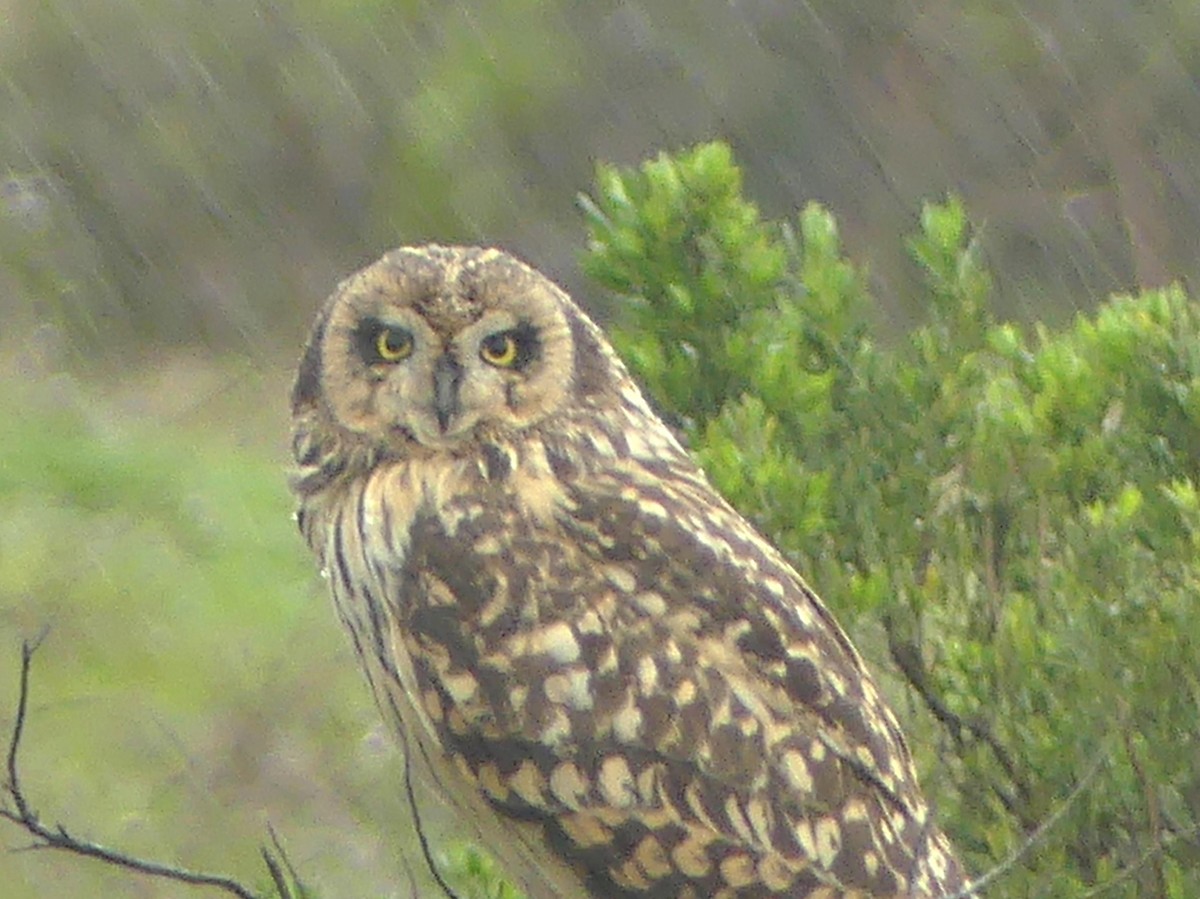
[289, 245, 969, 898]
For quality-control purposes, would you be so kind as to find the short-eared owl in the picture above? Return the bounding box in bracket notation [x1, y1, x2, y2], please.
[290, 246, 967, 898]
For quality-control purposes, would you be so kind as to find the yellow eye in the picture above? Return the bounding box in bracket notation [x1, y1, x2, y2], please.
[375, 327, 413, 362]
[480, 331, 519, 367]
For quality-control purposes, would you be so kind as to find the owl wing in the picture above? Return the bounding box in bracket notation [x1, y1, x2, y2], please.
[396, 449, 965, 898]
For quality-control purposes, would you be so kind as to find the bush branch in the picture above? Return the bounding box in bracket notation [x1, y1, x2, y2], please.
[884, 616, 1030, 818]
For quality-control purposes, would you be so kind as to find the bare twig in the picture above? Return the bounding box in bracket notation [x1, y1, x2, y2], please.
[1078, 820, 1200, 898]
[884, 615, 1029, 818]
[1121, 716, 1166, 898]
[0, 636, 297, 898]
[403, 742, 463, 899]
[882, 619, 1128, 898]
[264, 823, 312, 899]
[261, 846, 290, 899]
[946, 748, 1109, 898]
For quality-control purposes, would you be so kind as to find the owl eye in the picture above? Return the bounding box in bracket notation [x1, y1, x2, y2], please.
[480, 331, 520, 367]
[354, 319, 414, 365]
[373, 326, 414, 363]
[479, 323, 540, 369]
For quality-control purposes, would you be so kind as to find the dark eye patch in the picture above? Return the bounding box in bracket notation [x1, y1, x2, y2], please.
[482, 320, 541, 371]
[354, 317, 414, 364]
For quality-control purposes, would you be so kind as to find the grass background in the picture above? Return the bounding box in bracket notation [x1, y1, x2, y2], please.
[0, 349, 444, 897]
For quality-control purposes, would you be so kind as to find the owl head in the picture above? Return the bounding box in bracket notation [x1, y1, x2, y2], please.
[291, 246, 627, 483]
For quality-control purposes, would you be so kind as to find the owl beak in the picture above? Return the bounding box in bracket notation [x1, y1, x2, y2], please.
[432, 353, 463, 433]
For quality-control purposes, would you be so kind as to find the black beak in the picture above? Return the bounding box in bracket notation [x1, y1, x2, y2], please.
[432, 353, 463, 433]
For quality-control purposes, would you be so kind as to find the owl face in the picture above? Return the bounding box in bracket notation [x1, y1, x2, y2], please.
[300, 246, 580, 455]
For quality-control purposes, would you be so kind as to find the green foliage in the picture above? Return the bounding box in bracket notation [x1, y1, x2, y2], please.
[580, 142, 1200, 897]
[580, 142, 786, 423]
[442, 844, 527, 899]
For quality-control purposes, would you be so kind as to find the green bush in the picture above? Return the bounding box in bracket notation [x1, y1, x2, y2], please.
[579, 142, 1200, 897]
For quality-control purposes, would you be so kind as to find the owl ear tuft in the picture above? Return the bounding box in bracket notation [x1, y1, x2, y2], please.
[292, 309, 329, 415]
[566, 311, 614, 400]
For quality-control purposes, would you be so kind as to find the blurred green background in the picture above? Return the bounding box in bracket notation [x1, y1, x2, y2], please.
[4, 1, 1200, 896]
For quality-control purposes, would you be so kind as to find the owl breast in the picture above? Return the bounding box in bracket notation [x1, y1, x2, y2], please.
[336, 434, 612, 753]
[301, 426, 963, 898]
[304, 438, 605, 899]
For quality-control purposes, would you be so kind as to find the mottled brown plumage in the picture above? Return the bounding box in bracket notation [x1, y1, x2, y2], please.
[289, 245, 968, 898]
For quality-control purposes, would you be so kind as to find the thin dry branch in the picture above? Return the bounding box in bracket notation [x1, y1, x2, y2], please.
[884, 615, 1028, 818]
[882, 618, 1119, 898]
[0, 636, 300, 899]
[944, 750, 1108, 899]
